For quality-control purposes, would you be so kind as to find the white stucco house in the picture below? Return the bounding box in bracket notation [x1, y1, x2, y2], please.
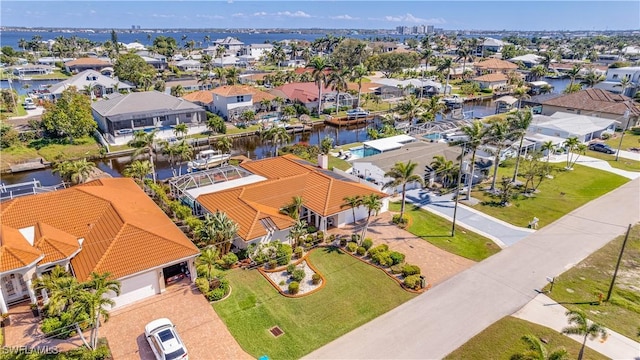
[0, 178, 200, 314]
[594, 66, 640, 98]
[211, 85, 275, 120]
[529, 112, 618, 143]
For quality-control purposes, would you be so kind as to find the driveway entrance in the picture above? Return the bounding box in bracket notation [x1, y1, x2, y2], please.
[102, 281, 251, 360]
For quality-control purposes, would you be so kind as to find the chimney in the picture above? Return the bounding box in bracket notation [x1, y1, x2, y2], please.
[317, 154, 328, 169]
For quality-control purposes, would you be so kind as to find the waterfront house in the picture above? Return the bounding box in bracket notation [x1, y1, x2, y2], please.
[174, 155, 388, 249]
[240, 43, 274, 60]
[0, 178, 199, 313]
[528, 111, 618, 143]
[91, 91, 207, 145]
[182, 90, 215, 111]
[509, 54, 543, 68]
[210, 85, 276, 120]
[212, 37, 245, 54]
[271, 82, 361, 111]
[594, 66, 640, 97]
[12, 65, 54, 77]
[539, 88, 640, 129]
[175, 59, 202, 72]
[45, 69, 132, 100]
[475, 38, 506, 56]
[64, 57, 112, 74]
[474, 58, 518, 74]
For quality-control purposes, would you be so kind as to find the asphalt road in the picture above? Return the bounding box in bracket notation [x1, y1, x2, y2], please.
[306, 177, 640, 360]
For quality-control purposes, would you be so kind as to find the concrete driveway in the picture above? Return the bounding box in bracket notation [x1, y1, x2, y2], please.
[101, 281, 252, 360]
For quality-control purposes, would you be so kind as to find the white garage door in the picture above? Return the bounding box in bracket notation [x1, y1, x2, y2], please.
[111, 271, 159, 308]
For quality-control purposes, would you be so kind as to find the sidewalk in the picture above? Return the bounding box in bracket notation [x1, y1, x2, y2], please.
[513, 294, 640, 360]
[403, 188, 534, 248]
[548, 153, 640, 180]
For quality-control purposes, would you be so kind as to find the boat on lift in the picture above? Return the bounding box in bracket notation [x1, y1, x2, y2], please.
[187, 150, 231, 172]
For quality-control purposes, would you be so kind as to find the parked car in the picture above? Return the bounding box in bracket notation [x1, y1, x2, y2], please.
[145, 318, 188, 360]
[588, 143, 615, 154]
[346, 108, 370, 119]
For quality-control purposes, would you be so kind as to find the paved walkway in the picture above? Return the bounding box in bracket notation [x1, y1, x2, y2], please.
[513, 294, 640, 360]
[329, 212, 475, 286]
[306, 177, 640, 359]
[403, 189, 535, 247]
[573, 155, 640, 179]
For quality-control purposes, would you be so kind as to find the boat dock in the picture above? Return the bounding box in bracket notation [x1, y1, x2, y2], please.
[9, 158, 50, 173]
[324, 115, 375, 126]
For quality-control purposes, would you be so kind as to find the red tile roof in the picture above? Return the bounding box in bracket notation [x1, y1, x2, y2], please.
[0, 178, 199, 279]
[65, 58, 111, 67]
[542, 88, 640, 116]
[0, 225, 43, 272]
[273, 82, 360, 104]
[197, 155, 388, 241]
[474, 59, 518, 70]
[473, 73, 508, 82]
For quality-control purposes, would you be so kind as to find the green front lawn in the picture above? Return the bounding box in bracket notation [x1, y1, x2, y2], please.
[213, 248, 415, 359]
[543, 224, 640, 339]
[471, 162, 629, 228]
[605, 130, 640, 151]
[389, 202, 500, 261]
[444, 316, 608, 360]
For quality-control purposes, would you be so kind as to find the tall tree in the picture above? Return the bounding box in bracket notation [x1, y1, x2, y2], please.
[397, 95, 424, 122]
[196, 247, 220, 281]
[565, 64, 582, 93]
[128, 130, 158, 182]
[307, 56, 331, 115]
[360, 194, 382, 241]
[113, 53, 157, 89]
[563, 136, 580, 169]
[437, 57, 455, 94]
[341, 195, 363, 225]
[383, 161, 424, 219]
[279, 196, 305, 220]
[508, 108, 534, 182]
[420, 96, 446, 123]
[351, 64, 369, 108]
[123, 159, 153, 185]
[486, 119, 512, 191]
[41, 87, 96, 142]
[580, 69, 605, 88]
[78, 272, 121, 350]
[327, 67, 350, 115]
[197, 211, 239, 253]
[562, 310, 608, 360]
[267, 124, 291, 156]
[461, 120, 488, 200]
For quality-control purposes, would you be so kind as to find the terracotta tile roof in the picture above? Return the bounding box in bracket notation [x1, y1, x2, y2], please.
[182, 90, 214, 104]
[0, 225, 43, 272]
[65, 58, 111, 67]
[473, 73, 509, 82]
[210, 85, 276, 103]
[197, 155, 387, 241]
[274, 82, 360, 104]
[0, 178, 199, 280]
[474, 59, 518, 70]
[34, 222, 81, 265]
[541, 88, 640, 116]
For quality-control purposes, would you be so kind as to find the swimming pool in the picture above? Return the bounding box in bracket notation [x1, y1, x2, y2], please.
[349, 146, 381, 159]
[423, 133, 442, 141]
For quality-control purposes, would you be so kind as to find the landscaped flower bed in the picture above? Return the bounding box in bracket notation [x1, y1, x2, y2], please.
[259, 251, 326, 297]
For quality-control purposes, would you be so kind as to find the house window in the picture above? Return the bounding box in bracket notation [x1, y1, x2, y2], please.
[186, 113, 192, 118]
[236, 96, 244, 102]
[612, 74, 619, 79]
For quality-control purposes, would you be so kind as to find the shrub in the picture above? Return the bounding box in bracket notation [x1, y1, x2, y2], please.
[630, 127, 640, 135]
[346, 241, 358, 252]
[221, 253, 238, 268]
[404, 274, 421, 290]
[368, 244, 389, 257]
[195, 278, 210, 294]
[312, 273, 321, 285]
[402, 264, 421, 277]
[328, 234, 336, 243]
[185, 216, 203, 233]
[362, 238, 373, 250]
[307, 225, 317, 233]
[351, 233, 361, 243]
[287, 263, 297, 274]
[291, 269, 306, 282]
[392, 214, 408, 226]
[390, 264, 405, 274]
[268, 259, 278, 269]
[288, 281, 300, 295]
[371, 251, 393, 267]
[339, 236, 348, 247]
[41, 310, 82, 339]
[276, 243, 293, 265]
[356, 246, 366, 256]
[279, 280, 286, 286]
[294, 246, 304, 259]
[207, 287, 226, 301]
[389, 251, 405, 265]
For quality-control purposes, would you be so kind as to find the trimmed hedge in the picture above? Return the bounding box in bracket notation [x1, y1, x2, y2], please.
[356, 246, 366, 256]
[362, 238, 373, 250]
[288, 281, 300, 295]
[402, 264, 421, 277]
[346, 241, 358, 252]
[404, 274, 421, 290]
[312, 273, 321, 285]
[291, 269, 306, 282]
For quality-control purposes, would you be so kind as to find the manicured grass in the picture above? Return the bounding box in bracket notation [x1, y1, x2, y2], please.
[543, 224, 640, 339]
[444, 316, 608, 360]
[336, 142, 363, 151]
[389, 202, 500, 261]
[471, 162, 629, 228]
[108, 144, 135, 153]
[605, 130, 640, 151]
[585, 150, 640, 172]
[30, 70, 70, 80]
[227, 124, 262, 135]
[212, 248, 415, 360]
[328, 156, 351, 171]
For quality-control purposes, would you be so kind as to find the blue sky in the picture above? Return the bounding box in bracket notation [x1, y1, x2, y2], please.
[2, 1, 639, 31]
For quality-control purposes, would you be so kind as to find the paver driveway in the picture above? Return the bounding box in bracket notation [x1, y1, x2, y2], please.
[329, 212, 475, 286]
[101, 281, 252, 360]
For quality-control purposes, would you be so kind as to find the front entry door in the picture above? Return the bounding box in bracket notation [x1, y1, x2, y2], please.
[1, 274, 28, 303]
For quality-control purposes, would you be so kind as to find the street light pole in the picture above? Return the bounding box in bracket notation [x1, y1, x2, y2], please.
[606, 223, 632, 301]
[615, 110, 631, 162]
[451, 143, 466, 237]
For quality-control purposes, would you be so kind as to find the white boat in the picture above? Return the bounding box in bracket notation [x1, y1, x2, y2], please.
[443, 94, 464, 106]
[187, 150, 231, 171]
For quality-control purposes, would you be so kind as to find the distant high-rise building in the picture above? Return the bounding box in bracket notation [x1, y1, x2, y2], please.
[396, 26, 404, 34]
[427, 25, 435, 34]
[417, 25, 426, 34]
[132, 25, 136, 30]
[411, 26, 419, 34]
[137, 25, 141, 30]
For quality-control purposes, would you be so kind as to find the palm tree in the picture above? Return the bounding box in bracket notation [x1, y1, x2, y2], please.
[173, 140, 193, 176]
[562, 310, 608, 360]
[307, 56, 331, 114]
[615, 76, 632, 96]
[529, 65, 547, 81]
[33, 266, 75, 312]
[173, 123, 188, 139]
[213, 67, 226, 86]
[287, 219, 308, 249]
[510, 334, 568, 360]
[341, 195, 363, 225]
[351, 64, 369, 108]
[128, 130, 158, 182]
[541, 140, 555, 163]
[53, 159, 96, 185]
[563, 136, 580, 169]
[437, 57, 454, 95]
[455, 45, 473, 75]
[430, 155, 458, 188]
[540, 52, 555, 71]
[565, 64, 582, 93]
[509, 108, 534, 182]
[225, 67, 241, 85]
[487, 119, 512, 191]
[397, 94, 424, 122]
[80, 272, 121, 350]
[360, 194, 382, 241]
[461, 120, 488, 200]
[196, 247, 220, 280]
[206, 113, 225, 136]
[215, 45, 226, 65]
[383, 161, 424, 219]
[580, 70, 605, 88]
[197, 211, 239, 253]
[420, 96, 446, 123]
[327, 67, 350, 115]
[513, 86, 531, 109]
[279, 195, 305, 220]
[267, 126, 291, 156]
[123, 159, 153, 185]
[216, 136, 233, 154]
